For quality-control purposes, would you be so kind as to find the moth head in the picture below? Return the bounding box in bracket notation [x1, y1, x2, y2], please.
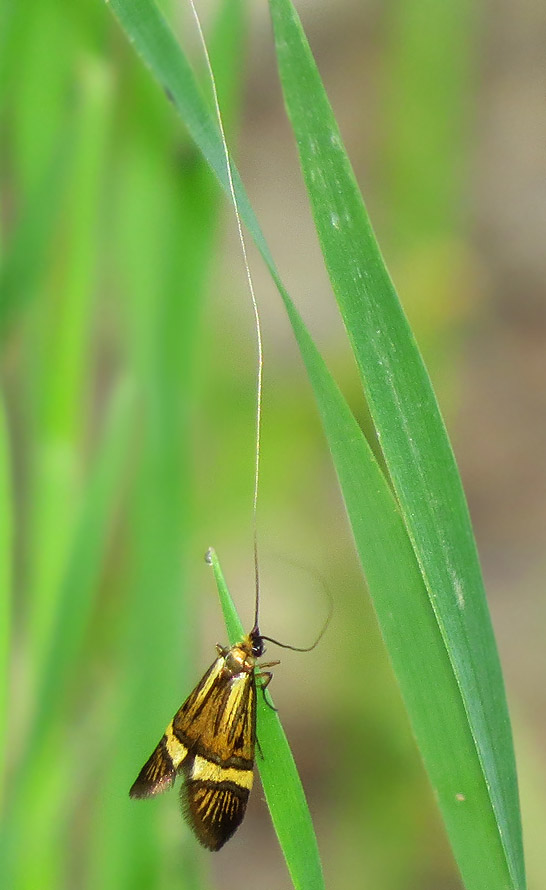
[248, 626, 264, 658]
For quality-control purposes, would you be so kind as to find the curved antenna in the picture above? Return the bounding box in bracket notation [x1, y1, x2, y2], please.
[260, 580, 333, 652]
[189, 0, 264, 629]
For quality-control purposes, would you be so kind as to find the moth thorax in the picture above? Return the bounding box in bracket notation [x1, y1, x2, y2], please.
[224, 646, 254, 677]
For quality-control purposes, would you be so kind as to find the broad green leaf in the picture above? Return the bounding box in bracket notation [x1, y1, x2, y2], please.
[268, 1, 524, 889]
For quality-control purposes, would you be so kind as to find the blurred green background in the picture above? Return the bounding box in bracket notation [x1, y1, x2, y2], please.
[1, 1, 544, 888]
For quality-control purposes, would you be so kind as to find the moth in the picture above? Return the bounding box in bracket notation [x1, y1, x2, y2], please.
[129, 625, 277, 851]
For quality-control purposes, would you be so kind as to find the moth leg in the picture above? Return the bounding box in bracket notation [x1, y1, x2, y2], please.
[257, 660, 280, 673]
[256, 661, 279, 693]
[257, 671, 277, 711]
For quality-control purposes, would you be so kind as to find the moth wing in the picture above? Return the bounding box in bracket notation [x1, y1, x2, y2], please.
[129, 657, 224, 799]
[179, 668, 257, 851]
[129, 733, 180, 799]
[130, 650, 258, 850]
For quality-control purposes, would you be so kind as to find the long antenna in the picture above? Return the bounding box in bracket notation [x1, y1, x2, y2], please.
[189, 0, 263, 630]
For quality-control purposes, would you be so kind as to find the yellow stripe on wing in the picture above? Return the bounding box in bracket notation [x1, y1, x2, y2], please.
[164, 724, 188, 769]
[190, 755, 253, 790]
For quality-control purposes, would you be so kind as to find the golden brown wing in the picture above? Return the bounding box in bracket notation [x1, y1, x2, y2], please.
[129, 657, 225, 799]
[178, 667, 257, 851]
[173, 655, 256, 768]
[129, 725, 187, 798]
[130, 646, 257, 850]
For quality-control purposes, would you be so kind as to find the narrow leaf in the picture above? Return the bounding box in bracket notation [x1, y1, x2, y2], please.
[0, 399, 12, 808]
[207, 548, 325, 890]
[269, 1, 524, 888]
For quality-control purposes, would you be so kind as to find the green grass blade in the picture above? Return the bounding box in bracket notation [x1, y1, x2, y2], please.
[268, 1, 524, 888]
[0, 398, 12, 809]
[277, 290, 512, 889]
[6, 1, 71, 196]
[382, 0, 470, 248]
[33, 379, 136, 731]
[106, 0, 273, 270]
[25, 58, 113, 673]
[207, 548, 324, 890]
[0, 146, 69, 341]
[207, 0, 246, 137]
[0, 378, 136, 890]
[90, 131, 212, 890]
